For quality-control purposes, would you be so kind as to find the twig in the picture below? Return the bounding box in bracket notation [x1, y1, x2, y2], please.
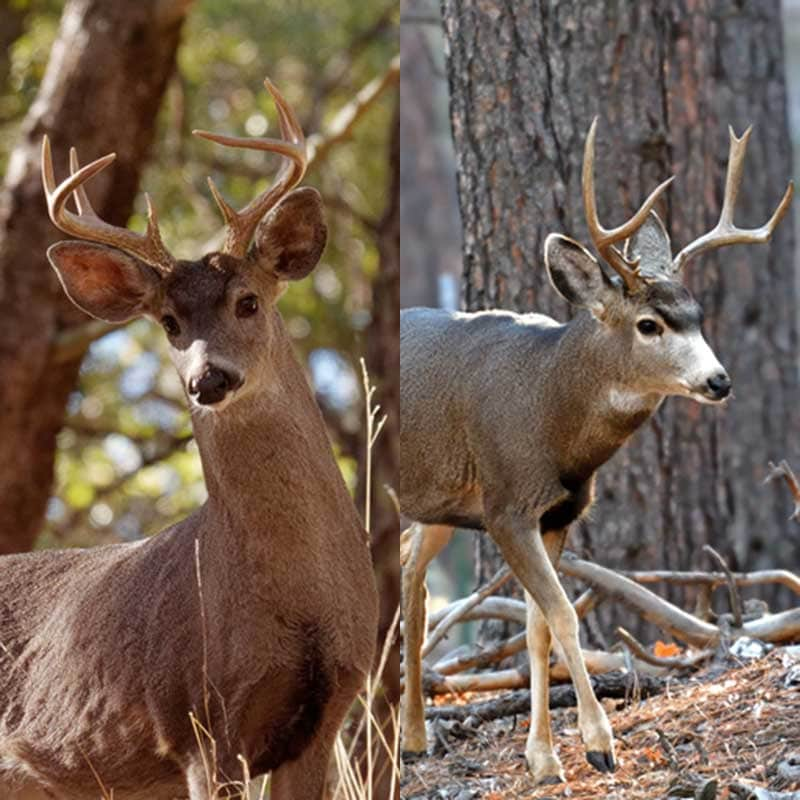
[306, 56, 399, 168]
[703, 544, 743, 629]
[765, 459, 800, 522]
[421, 566, 512, 658]
[621, 567, 800, 596]
[616, 626, 712, 670]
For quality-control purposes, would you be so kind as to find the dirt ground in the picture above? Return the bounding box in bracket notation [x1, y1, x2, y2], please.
[401, 648, 800, 799]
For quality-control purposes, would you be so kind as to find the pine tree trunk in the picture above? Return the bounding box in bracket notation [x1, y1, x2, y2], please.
[441, 1, 799, 623]
[357, 96, 400, 800]
[0, 0, 189, 554]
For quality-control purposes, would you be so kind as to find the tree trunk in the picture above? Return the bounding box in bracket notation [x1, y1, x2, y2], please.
[0, 0, 190, 554]
[357, 96, 400, 799]
[399, 8, 461, 309]
[441, 1, 799, 627]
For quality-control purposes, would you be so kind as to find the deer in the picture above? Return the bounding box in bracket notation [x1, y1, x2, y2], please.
[0, 79, 378, 800]
[399, 122, 792, 785]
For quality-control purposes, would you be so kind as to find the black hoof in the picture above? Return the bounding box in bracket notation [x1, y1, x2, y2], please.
[536, 775, 564, 786]
[586, 750, 616, 773]
[401, 749, 427, 764]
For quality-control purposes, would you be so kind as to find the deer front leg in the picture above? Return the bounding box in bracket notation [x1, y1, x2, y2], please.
[489, 514, 615, 775]
[524, 527, 569, 785]
[269, 668, 367, 800]
[400, 523, 454, 757]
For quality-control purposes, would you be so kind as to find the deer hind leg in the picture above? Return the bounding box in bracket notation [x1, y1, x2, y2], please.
[400, 523, 454, 757]
[524, 528, 568, 784]
[489, 515, 615, 776]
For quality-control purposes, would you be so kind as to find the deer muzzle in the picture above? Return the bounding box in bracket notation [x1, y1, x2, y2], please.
[188, 365, 242, 406]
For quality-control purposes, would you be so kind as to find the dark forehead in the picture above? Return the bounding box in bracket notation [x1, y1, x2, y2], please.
[643, 280, 704, 331]
[162, 254, 240, 315]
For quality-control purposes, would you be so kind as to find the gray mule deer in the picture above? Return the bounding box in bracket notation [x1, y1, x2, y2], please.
[0, 80, 378, 800]
[400, 122, 792, 784]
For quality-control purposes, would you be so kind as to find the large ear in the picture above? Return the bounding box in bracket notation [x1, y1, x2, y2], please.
[47, 241, 160, 323]
[251, 187, 327, 281]
[544, 233, 617, 314]
[623, 210, 672, 279]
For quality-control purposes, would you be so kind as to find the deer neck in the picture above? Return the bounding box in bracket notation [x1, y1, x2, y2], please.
[551, 312, 663, 475]
[188, 313, 352, 539]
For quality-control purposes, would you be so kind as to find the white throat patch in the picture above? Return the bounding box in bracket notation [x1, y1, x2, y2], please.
[606, 387, 654, 415]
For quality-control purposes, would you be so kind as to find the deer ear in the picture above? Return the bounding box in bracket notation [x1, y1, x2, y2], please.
[545, 233, 616, 313]
[624, 210, 672, 279]
[47, 241, 160, 323]
[251, 187, 327, 282]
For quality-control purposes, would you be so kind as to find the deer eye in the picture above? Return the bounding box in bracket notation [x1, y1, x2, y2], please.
[636, 318, 662, 337]
[161, 315, 180, 337]
[236, 294, 259, 318]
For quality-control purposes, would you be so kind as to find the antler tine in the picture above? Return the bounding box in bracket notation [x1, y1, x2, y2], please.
[672, 126, 794, 272]
[583, 118, 675, 292]
[41, 136, 174, 273]
[192, 78, 308, 258]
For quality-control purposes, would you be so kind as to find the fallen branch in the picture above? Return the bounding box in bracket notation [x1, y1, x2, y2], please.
[620, 567, 800, 596]
[433, 631, 526, 675]
[422, 666, 528, 695]
[425, 671, 667, 723]
[421, 586, 599, 637]
[421, 566, 513, 658]
[563, 553, 800, 648]
[560, 553, 721, 648]
[409, 647, 663, 694]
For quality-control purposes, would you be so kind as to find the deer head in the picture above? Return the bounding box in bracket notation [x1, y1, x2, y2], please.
[42, 79, 326, 410]
[545, 121, 793, 405]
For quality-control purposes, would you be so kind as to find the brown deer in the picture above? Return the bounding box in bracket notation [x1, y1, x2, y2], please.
[399, 122, 792, 784]
[0, 80, 378, 800]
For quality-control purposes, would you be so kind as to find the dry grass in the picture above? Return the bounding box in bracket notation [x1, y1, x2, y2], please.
[401, 649, 800, 799]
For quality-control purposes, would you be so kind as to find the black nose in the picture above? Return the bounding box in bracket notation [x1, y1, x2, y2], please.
[188, 367, 232, 405]
[706, 372, 731, 399]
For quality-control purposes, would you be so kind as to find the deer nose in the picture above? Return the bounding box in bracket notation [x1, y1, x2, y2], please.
[706, 372, 731, 400]
[188, 367, 233, 406]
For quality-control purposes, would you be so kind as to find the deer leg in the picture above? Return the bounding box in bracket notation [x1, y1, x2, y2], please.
[524, 527, 568, 784]
[489, 515, 615, 774]
[269, 668, 366, 800]
[400, 523, 454, 757]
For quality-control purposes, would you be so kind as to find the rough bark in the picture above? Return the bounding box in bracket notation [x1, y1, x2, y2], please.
[359, 95, 400, 799]
[440, 1, 799, 624]
[0, 0, 190, 554]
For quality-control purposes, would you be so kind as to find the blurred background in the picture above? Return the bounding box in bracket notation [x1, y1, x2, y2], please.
[400, 0, 800, 650]
[0, 0, 398, 792]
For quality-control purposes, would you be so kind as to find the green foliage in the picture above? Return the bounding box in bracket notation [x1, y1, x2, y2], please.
[1, 0, 397, 547]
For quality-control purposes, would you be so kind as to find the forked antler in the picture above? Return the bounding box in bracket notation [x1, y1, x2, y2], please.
[41, 136, 175, 272]
[583, 118, 675, 293]
[671, 126, 794, 272]
[192, 78, 307, 258]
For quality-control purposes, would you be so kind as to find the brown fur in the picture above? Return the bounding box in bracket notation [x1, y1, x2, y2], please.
[0, 190, 378, 799]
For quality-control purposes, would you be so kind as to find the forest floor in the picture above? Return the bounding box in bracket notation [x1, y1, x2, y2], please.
[401, 647, 800, 799]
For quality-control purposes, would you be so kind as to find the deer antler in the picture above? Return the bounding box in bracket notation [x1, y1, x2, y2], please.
[192, 78, 307, 259]
[583, 118, 675, 293]
[41, 137, 175, 273]
[671, 127, 793, 273]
